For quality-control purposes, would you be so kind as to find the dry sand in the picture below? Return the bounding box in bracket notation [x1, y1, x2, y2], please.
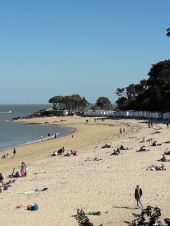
[0, 116, 170, 226]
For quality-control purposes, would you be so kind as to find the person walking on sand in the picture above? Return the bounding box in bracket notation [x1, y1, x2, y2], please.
[13, 147, 16, 158]
[135, 185, 143, 208]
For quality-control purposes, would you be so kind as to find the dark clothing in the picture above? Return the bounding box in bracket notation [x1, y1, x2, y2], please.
[135, 188, 142, 199]
[135, 188, 143, 208]
[0, 174, 3, 181]
[13, 148, 16, 156]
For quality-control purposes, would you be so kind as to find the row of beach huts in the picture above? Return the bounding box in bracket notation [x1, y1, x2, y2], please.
[84, 110, 170, 120]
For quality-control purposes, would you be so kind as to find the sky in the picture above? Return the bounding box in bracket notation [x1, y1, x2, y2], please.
[0, 0, 170, 104]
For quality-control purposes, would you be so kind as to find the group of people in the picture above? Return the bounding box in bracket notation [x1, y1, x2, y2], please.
[0, 160, 27, 193]
[52, 147, 65, 156]
[51, 147, 77, 157]
[111, 145, 128, 156]
[1, 148, 16, 160]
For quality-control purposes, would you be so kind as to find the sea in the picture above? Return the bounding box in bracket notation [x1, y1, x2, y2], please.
[0, 105, 74, 150]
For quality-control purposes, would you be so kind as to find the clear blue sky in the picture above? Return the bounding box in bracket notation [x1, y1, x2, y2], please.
[0, 0, 170, 104]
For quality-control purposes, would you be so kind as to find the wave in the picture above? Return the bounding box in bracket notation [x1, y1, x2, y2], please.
[0, 132, 60, 151]
[18, 132, 60, 146]
[0, 111, 12, 114]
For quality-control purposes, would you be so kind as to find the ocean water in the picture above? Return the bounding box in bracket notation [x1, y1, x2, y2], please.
[0, 105, 74, 150]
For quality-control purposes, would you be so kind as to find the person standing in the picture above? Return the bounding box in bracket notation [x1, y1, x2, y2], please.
[20, 162, 27, 176]
[13, 147, 16, 158]
[135, 185, 143, 208]
[0, 173, 4, 186]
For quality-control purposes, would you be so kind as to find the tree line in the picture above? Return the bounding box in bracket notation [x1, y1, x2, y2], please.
[116, 60, 170, 112]
[49, 94, 113, 113]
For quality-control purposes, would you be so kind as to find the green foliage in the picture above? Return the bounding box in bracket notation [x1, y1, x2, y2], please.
[95, 97, 113, 110]
[116, 60, 170, 111]
[166, 28, 170, 37]
[49, 94, 89, 113]
[74, 209, 94, 226]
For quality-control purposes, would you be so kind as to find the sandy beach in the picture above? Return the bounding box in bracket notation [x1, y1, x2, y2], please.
[0, 116, 170, 226]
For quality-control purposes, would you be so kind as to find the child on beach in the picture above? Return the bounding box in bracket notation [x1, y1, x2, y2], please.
[20, 162, 27, 177]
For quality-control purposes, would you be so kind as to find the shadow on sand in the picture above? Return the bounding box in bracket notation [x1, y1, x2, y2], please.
[112, 206, 138, 210]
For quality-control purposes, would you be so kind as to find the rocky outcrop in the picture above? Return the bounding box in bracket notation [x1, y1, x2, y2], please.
[13, 108, 65, 120]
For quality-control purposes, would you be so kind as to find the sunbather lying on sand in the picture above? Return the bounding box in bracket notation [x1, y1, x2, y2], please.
[71, 150, 77, 156]
[147, 164, 166, 171]
[119, 145, 129, 150]
[151, 140, 161, 146]
[101, 144, 111, 148]
[1, 154, 9, 159]
[136, 146, 150, 152]
[164, 150, 170, 155]
[159, 154, 170, 162]
[140, 137, 145, 143]
[64, 150, 77, 157]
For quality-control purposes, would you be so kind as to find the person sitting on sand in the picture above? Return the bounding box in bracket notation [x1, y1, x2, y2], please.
[70, 150, 77, 156]
[111, 148, 120, 156]
[11, 168, 20, 178]
[2, 154, 8, 159]
[57, 147, 65, 155]
[151, 140, 161, 146]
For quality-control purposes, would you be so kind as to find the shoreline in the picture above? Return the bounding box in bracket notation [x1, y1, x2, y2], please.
[0, 116, 123, 170]
[0, 120, 76, 153]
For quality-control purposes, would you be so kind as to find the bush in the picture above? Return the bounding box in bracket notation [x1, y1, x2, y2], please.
[128, 205, 170, 226]
[74, 209, 94, 226]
